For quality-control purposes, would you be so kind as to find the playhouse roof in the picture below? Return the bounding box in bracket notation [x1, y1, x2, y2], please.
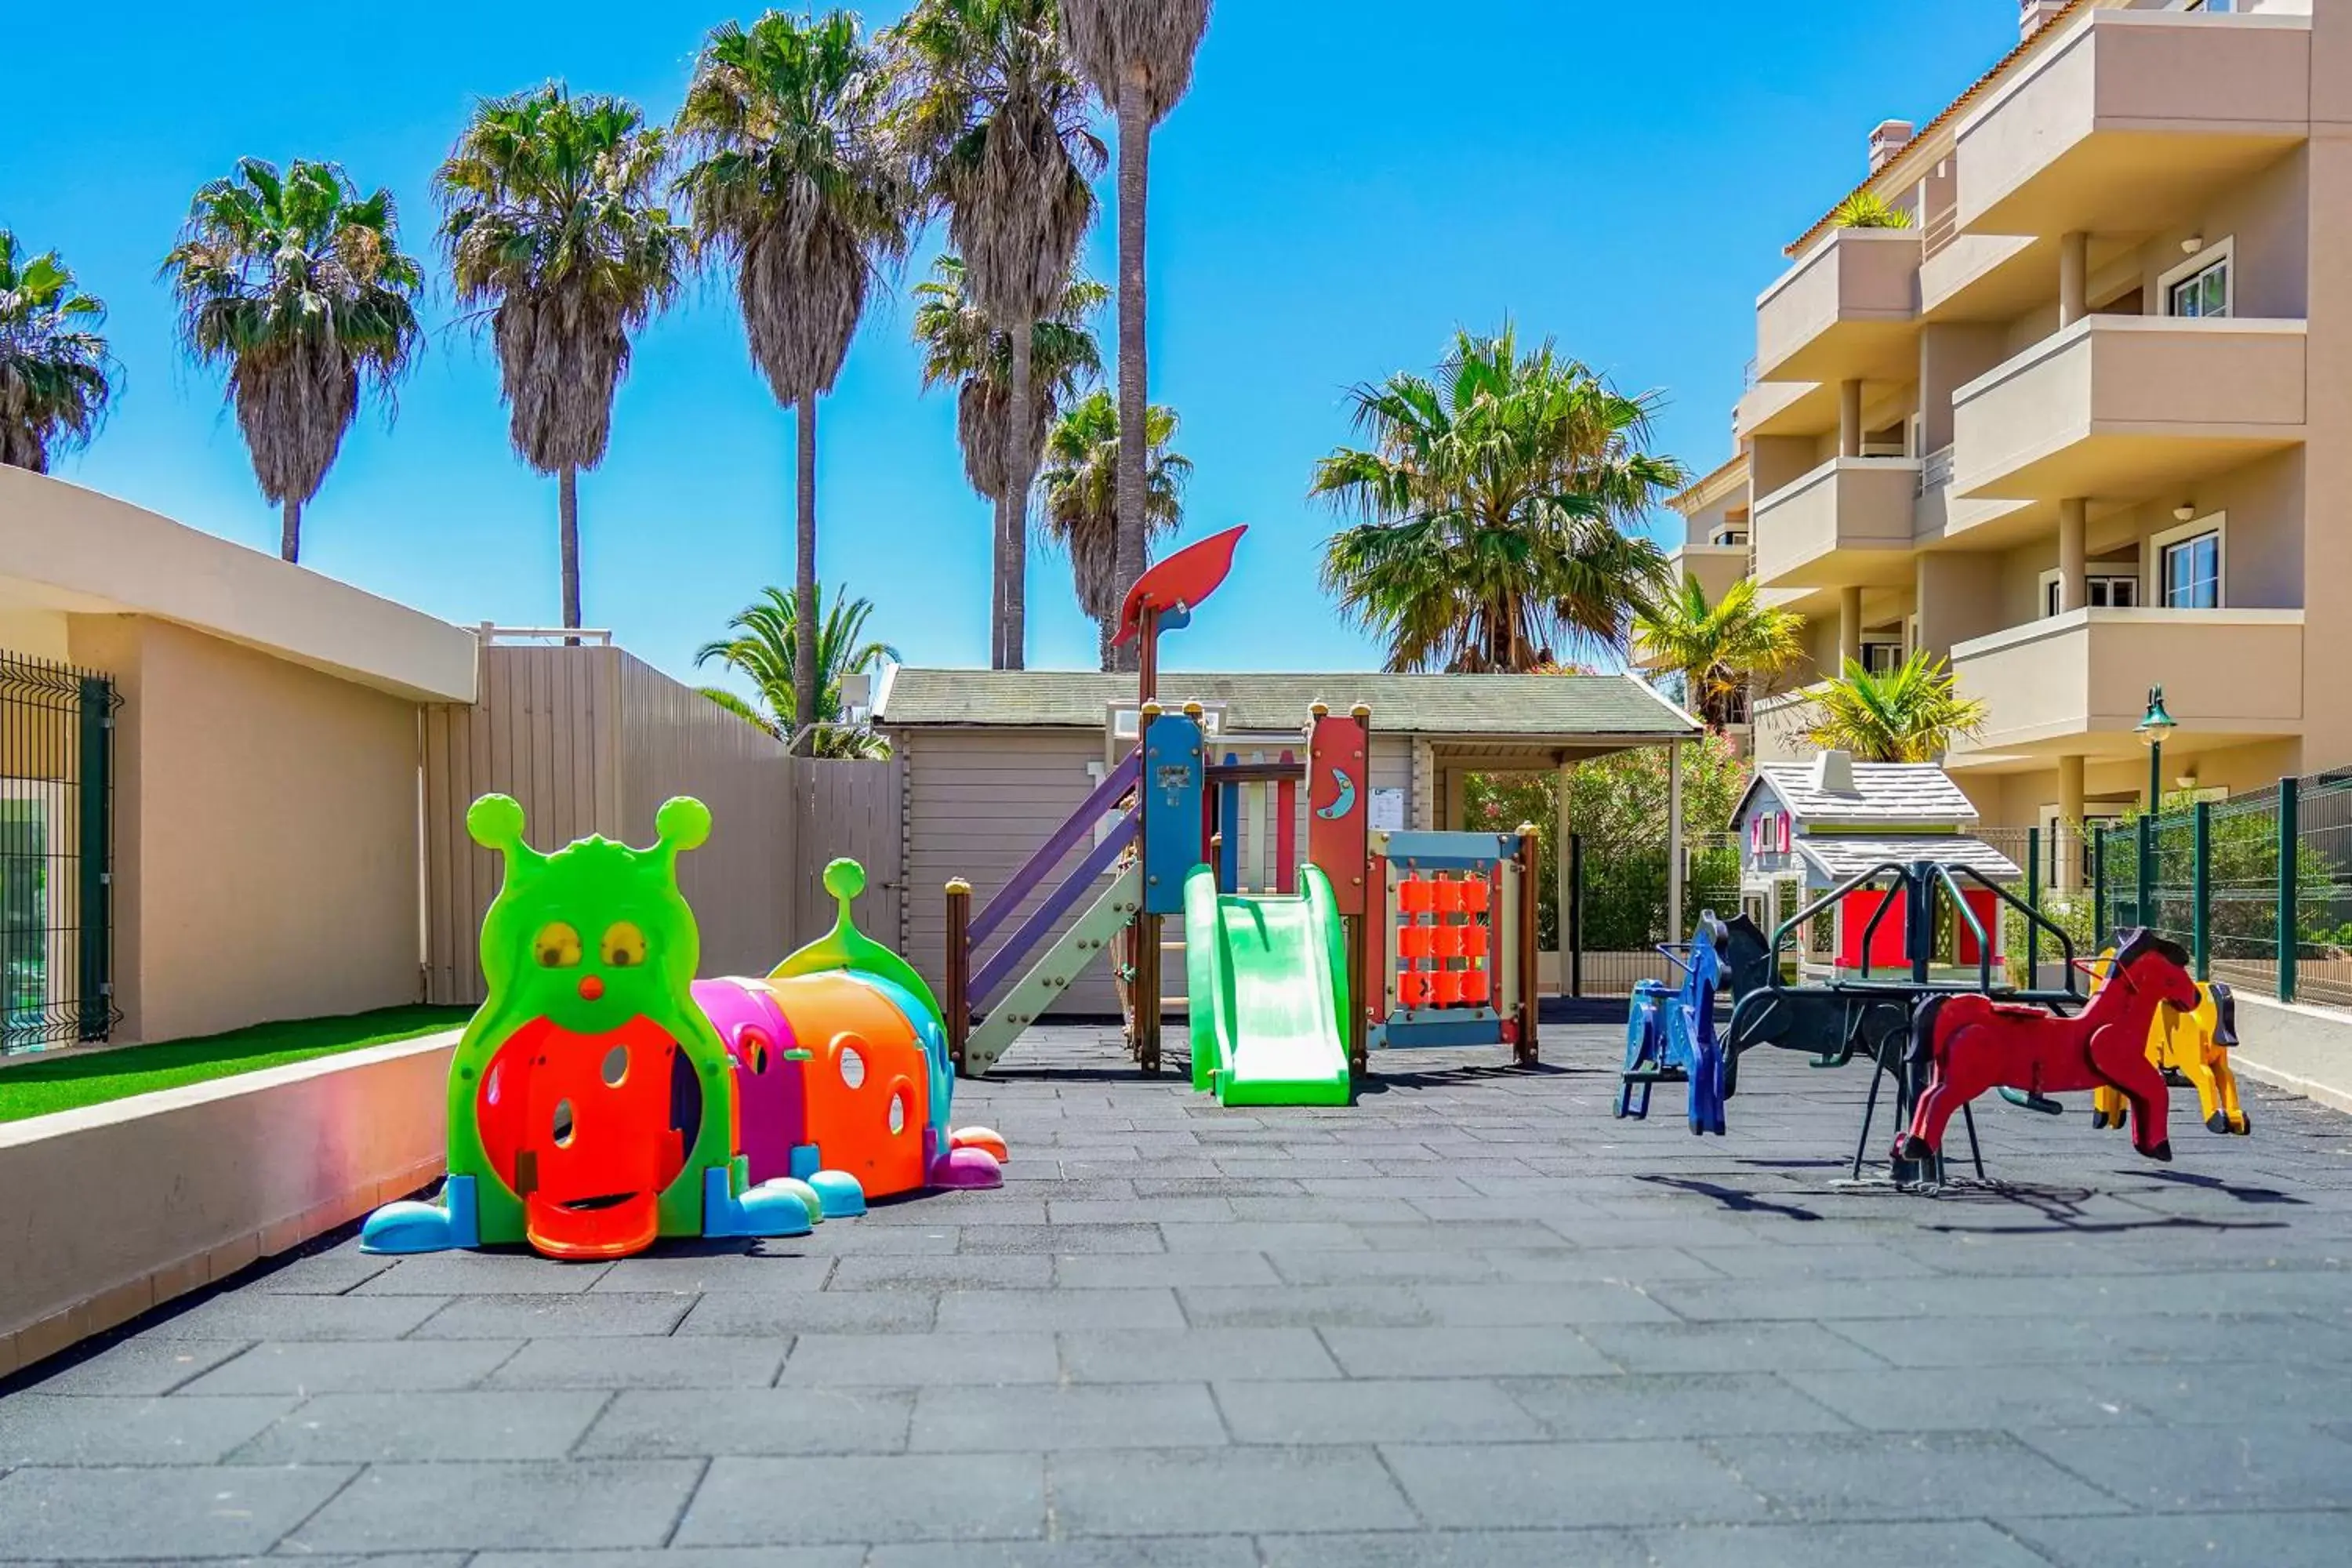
[875, 668, 1699, 741]
[1732, 761, 1980, 830]
[1797, 834, 2020, 884]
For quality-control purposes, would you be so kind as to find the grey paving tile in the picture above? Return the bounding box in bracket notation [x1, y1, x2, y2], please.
[180, 1339, 525, 1396]
[867, 1541, 1259, 1568]
[911, 1381, 1225, 1450]
[797, 1222, 960, 1254]
[828, 1254, 1053, 1290]
[1265, 1248, 1501, 1284]
[1046, 1197, 1238, 1223]
[590, 1250, 835, 1293]
[1638, 1520, 2050, 1567]
[1483, 1245, 1727, 1283]
[577, 1386, 913, 1457]
[1217, 1377, 1544, 1444]
[0, 1464, 356, 1559]
[1161, 1221, 1368, 1252]
[1781, 1364, 2150, 1432]
[1320, 1326, 1614, 1377]
[1383, 1439, 1766, 1527]
[0, 1393, 297, 1465]
[485, 1337, 787, 1391]
[958, 1222, 1166, 1254]
[1724, 1430, 2134, 1521]
[1060, 1327, 1343, 1383]
[2014, 1423, 2352, 1510]
[861, 1197, 1050, 1225]
[144, 1290, 450, 1341]
[286, 1458, 703, 1552]
[354, 1252, 612, 1294]
[410, 1292, 692, 1339]
[937, 1287, 1185, 1331]
[780, 1331, 1060, 1386]
[1503, 1373, 1857, 1439]
[475, 1549, 863, 1568]
[1051, 1446, 1417, 1535]
[2068, 1359, 2352, 1426]
[253, 1247, 397, 1294]
[1259, 1528, 1650, 1566]
[2001, 1509, 2352, 1568]
[675, 1453, 1045, 1544]
[677, 1289, 938, 1336]
[23, 1338, 251, 1396]
[1580, 1321, 1888, 1374]
[1175, 1285, 1435, 1328]
[230, 1389, 610, 1461]
[1054, 1251, 1282, 1288]
[1820, 1311, 2306, 1368]
[1410, 1281, 1679, 1326]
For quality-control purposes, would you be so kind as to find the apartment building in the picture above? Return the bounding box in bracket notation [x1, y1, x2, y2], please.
[1675, 0, 2350, 847]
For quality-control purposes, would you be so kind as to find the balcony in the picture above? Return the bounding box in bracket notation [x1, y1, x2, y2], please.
[1752, 684, 1829, 767]
[1667, 541, 1750, 606]
[1754, 228, 1922, 384]
[1733, 376, 1832, 442]
[1945, 608, 2305, 771]
[1956, 9, 2310, 238]
[1949, 316, 2306, 503]
[1751, 458, 1922, 591]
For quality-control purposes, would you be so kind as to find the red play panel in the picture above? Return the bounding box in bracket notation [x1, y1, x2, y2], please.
[1112, 525, 1247, 647]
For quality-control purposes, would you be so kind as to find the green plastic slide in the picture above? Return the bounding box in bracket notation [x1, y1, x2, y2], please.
[1184, 862, 1352, 1107]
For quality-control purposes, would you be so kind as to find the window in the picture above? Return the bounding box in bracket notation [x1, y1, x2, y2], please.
[2162, 532, 2222, 608]
[2040, 572, 2140, 617]
[2160, 238, 2234, 321]
[1860, 638, 1907, 677]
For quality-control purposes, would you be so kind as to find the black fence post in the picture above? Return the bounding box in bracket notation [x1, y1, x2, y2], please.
[2025, 826, 2041, 985]
[1567, 833, 1584, 1000]
[2191, 801, 2212, 982]
[74, 675, 114, 1044]
[2136, 815, 2154, 936]
[2278, 776, 2299, 1004]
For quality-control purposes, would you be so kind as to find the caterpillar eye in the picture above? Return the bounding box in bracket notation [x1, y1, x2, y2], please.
[533, 922, 583, 968]
[601, 921, 648, 968]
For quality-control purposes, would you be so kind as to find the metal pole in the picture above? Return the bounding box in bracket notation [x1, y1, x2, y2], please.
[2278, 775, 2299, 1004]
[2191, 800, 2212, 982]
[2136, 815, 2155, 935]
[2026, 825, 2042, 985]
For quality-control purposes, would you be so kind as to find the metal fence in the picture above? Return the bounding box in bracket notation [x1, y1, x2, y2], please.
[1565, 831, 1741, 996]
[0, 651, 121, 1052]
[2090, 771, 2352, 1009]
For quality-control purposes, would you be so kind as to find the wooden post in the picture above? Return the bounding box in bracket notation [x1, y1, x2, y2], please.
[1515, 822, 1540, 1065]
[1346, 916, 1368, 1076]
[945, 877, 971, 1076]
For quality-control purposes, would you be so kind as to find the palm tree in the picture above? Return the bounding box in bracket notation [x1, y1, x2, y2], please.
[1056, 0, 1213, 667]
[696, 583, 900, 758]
[887, 0, 1105, 670]
[677, 9, 913, 755]
[1038, 388, 1190, 666]
[1633, 576, 1805, 730]
[1806, 652, 1988, 762]
[0, 234, 115, 473]
[160, 159, 423, 561]
[437, 86, 688, 629]
[1312, 327, 1684, 673]
[909, 252, 1106, 638]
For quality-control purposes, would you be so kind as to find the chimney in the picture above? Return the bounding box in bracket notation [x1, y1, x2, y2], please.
[1868, 120, 1915, 174]
[2019, 0, 2067, 41]
[1810, 749, 1859, 796]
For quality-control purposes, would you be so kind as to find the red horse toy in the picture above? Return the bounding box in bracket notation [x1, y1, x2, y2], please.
[1900, 928, 2201, 1167]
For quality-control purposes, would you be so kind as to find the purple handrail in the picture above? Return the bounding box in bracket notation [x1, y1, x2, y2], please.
[974, 808, 1139, 1004]
[971, 746, 1141, 946]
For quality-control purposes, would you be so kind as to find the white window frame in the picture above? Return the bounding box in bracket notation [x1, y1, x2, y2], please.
[2038, 568, 2142, 617]
[2147, 512, 2227, 610]
[2158, 235, 2234, 321]
[1859, 634, 1908, 677]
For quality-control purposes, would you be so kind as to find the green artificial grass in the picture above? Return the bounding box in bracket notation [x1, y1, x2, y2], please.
[0, 1005, 473, 1125]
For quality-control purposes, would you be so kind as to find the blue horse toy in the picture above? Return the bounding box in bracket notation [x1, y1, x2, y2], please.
[1614, 910, 1728, 1134]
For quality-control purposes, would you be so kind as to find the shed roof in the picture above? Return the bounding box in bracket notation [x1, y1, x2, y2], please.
[874, 668, 1699, 740]
[1797, 834, 2020, 884]
[1734, 761, 1980, 829]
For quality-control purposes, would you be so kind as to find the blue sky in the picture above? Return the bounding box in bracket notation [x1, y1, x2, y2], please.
[3, 1, 2008, 686]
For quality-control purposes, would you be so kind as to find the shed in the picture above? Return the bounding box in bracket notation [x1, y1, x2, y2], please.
[1730, 750, 2020, 974]
[875, 668, 1699, 1016]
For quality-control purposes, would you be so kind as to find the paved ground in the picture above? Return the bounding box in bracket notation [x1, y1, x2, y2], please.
[5, 1022, 2352, 1566]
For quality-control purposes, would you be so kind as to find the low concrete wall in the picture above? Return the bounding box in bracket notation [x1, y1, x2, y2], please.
[0, 1032, 457, 1378]
[2229, 994, 2352, 1118]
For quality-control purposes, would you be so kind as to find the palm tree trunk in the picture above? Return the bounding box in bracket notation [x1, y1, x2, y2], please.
[1097, 614, 1116, 673]
[1003, 320, 1036, 673]
[1110, 73, 1152, 675]
[989, 491, 1010, 670]
[280, 498, 302, 564]
[793, 395, 821, 757]
[558, 466, 583, 634]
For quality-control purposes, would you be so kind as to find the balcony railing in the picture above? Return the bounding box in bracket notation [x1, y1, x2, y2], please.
[1918, 445, 1955, 496]
[1922, 203, 1959, 260]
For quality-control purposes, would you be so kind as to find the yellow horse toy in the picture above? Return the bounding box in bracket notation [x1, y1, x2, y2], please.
[2084, 948, 2249, 1136]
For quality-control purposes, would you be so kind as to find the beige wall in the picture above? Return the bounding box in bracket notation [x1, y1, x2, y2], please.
[2303, 0, 2352, 771]
[67, 615, 424, 1044]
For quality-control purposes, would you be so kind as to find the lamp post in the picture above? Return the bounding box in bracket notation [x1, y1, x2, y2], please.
[2135, 687, 2177, 930]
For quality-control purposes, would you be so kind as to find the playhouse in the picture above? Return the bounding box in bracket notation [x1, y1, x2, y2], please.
[1730, 750, 2020, 978]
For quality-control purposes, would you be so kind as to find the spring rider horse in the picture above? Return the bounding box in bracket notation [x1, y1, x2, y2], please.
[1900, 927, 2201, 1168]
[2082, 949, 2249, 1137]
[1615, 911, 1728, 1135]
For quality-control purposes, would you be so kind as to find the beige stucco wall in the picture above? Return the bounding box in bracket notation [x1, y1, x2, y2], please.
[67, 615, 424, 1044]
[2303, 0, 2352, 773]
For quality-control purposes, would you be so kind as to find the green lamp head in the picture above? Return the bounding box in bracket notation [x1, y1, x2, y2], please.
[2136, 686, 2178, 746]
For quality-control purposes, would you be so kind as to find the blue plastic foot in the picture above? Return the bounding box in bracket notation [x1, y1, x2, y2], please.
[806, 1170, 867, 1218]
[702, 1167, 815, 1239]
[361, 1174, 480, 1254]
